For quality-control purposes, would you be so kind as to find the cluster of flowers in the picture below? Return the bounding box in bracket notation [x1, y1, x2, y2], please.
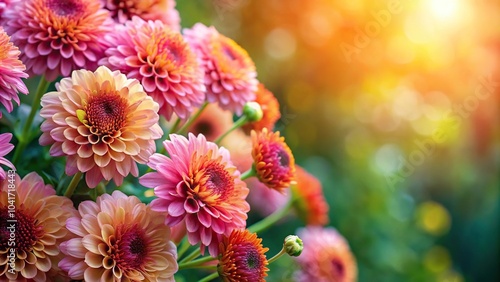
[0, 0, 356, 281]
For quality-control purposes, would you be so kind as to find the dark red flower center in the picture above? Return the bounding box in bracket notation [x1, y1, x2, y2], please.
[332, 259, 345, 278]
[47, 0, 85, 17]
[86, 93, 127, 136]
[113, 224, 148, 270]
[203, 163, 234, 201]
[277, 147, 290, 167]
[0, 206, 44, 253]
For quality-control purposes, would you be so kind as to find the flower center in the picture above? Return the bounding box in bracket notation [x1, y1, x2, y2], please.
[113, 224, 148, 270]
[86, 92, 127, 136]
[332, 259, 345, 278]
[46, 0, 85, 17]
[203, 162, 234, 201]
[245, 249, 260, 269]
[0, 206, 44, 253]
[277, 148, 290, 167]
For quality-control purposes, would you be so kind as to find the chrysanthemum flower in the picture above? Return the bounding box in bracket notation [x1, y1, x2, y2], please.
[59, 191, 178, 281]
[100, 16, 205, 120]
[140, 133, 250, 257]
[292, 166, 329, 226]
[100, 0, 180, 30]
[184, 23, 258, 114]
[0, 172, 78, 281]
[3, 0, 112, 81]
[218, 229, 269, 282]
[243, 83, 281, 133]
[295, 227, 357, 282]
[251, 128, 295, 193]
[0, 27, 28, 119]
[39, 66, 163, 188]
[0, 133, 14, 181]
[187, 103, 234, 141]
[0, 0, 11, 25]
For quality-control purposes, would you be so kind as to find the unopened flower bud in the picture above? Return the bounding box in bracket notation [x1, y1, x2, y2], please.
[243, 102, 263, 122]
[284, 235, 303, 257]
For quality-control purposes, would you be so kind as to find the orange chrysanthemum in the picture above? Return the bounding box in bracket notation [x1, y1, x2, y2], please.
[218, 229, 269, 282]
[3, 0, 112, 81]
[243, 84, 281, 133]
[39, 66, 163, 188]
[251, 128, 296, 193]
[59, 191, 178, 281]
[0, 172, 78, 281]
[100, 0, 180, 30]
[292, 166, 329, 226]
[295, 227, 357, 282]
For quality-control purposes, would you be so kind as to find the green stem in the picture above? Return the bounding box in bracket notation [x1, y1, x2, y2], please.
[64, 171, 83, 198]
[170, 117, 182, 134]
[177, 237, 190, 259]
[12, 76, 50, 164]
[179, 248, 201, 264]
[248, 196, 295, 234]
[268, 247, 287, 264]
[214, 115, 248, 144]
[177, 102, 209, 135]
[178, 256, 216, 270]
[199, 272, 219, 282]
[240, 167, 256, 180]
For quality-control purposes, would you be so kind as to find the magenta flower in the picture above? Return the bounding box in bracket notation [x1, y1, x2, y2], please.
[140, 133, 250, 256]
[3, 0, 112, 81]
[0, 133, 14, 180]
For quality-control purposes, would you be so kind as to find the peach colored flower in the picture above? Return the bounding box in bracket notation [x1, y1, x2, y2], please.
[39, 66, 163, 188]
[184, 23, 258, 114]
[0, 27, 28, 119]
[218, 229, 269, 282]
[187, 103, 234, 142]
[59, 191, 178, 281]
[0, 133, 14, 181]
[251, 128, 296, 193]
[3, 0, 112, 81]
[140, 133, 250, 257]
[100, 16, 205, 120]
[293, 166, 329, 226]
[243, 83, 281, 134]
[295, 227, 357, 282]
[0, 172, 78, 281]
[100, 0, 180, 31]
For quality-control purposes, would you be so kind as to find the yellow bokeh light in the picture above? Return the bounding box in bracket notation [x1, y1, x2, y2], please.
[416, 201, 451, 236]
[427, 0, 459, 20]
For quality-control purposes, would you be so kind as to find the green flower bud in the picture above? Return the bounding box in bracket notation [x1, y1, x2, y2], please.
[284, 235, 303, 257]
[243, 102, 263, 122]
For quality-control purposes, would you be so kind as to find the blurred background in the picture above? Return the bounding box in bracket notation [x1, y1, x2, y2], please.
[177, 0, 499, 281]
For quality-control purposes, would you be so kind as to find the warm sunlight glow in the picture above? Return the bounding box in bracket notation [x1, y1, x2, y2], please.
[428, 0, 459, 20]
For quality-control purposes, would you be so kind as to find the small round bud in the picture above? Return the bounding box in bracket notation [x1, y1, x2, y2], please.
[243, 102, 263, 122]
[284, 235, 303, 257]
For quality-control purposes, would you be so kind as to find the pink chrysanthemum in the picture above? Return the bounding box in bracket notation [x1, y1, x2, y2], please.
[0, 0, 11, 25]
[0, 133, 14, 181]
[100, 0, 180, 30]
[295, 227, 357, 282]
[0, 172, 78, 281]
[100, 16, 205, 120]
[140, 133, 250, 257]
[59, 191, 178, 281]
[0, 27, 28, 119]
[251, 128, 296, 193]
[218, 229, 269, 282]
[184, 23, 258, 114]
[3, 0, 112, 81]
[39, 66, 163, 188]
